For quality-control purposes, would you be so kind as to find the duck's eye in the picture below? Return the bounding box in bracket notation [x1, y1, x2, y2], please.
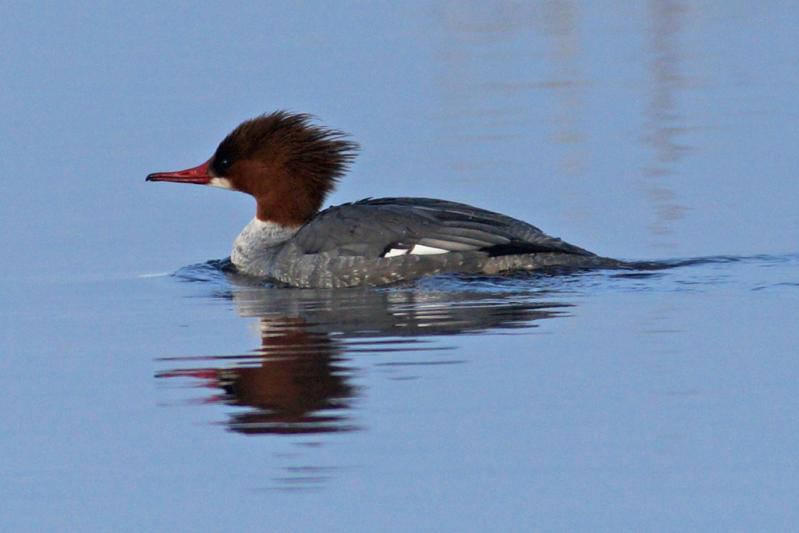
[214, 157, 232, 174]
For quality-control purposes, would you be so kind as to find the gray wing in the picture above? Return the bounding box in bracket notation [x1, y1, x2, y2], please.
[292, 197, 594, 258]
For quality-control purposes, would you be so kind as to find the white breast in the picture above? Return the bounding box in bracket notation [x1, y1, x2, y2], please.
[231, 218, 299, 273]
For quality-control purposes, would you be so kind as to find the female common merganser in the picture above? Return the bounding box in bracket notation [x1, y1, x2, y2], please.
[147, 111, 622, 288]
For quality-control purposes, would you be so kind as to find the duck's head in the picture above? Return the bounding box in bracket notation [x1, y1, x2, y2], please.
[146, 111, 359, 226]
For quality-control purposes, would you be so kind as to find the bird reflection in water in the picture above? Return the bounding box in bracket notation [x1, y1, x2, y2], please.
[159, 315, 354, 435]
[157, 265, 572, 436]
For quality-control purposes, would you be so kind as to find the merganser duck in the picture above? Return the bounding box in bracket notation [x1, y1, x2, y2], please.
[147, 111, 622, 288]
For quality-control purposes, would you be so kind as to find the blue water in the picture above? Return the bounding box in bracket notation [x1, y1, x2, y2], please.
[2, 2, 799, 531]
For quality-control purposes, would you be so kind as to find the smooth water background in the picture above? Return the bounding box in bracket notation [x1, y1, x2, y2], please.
[1, 2, 798, 531]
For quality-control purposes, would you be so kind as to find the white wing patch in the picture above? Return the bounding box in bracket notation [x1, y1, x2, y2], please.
[411, 244, 450, 255]
[383, 248, 409, 258]
[384, 244, 450, 258]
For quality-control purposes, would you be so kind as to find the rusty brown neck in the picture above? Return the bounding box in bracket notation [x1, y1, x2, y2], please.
[254, 190, 322, 226]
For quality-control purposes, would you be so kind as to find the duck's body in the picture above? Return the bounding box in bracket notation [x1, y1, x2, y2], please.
[148, 112, 620, 288]
[230, 197, 621, 288]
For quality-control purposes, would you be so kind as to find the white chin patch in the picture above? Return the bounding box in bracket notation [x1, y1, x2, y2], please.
[208, 177, 234, 190]
[384, 244, 449, 258]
